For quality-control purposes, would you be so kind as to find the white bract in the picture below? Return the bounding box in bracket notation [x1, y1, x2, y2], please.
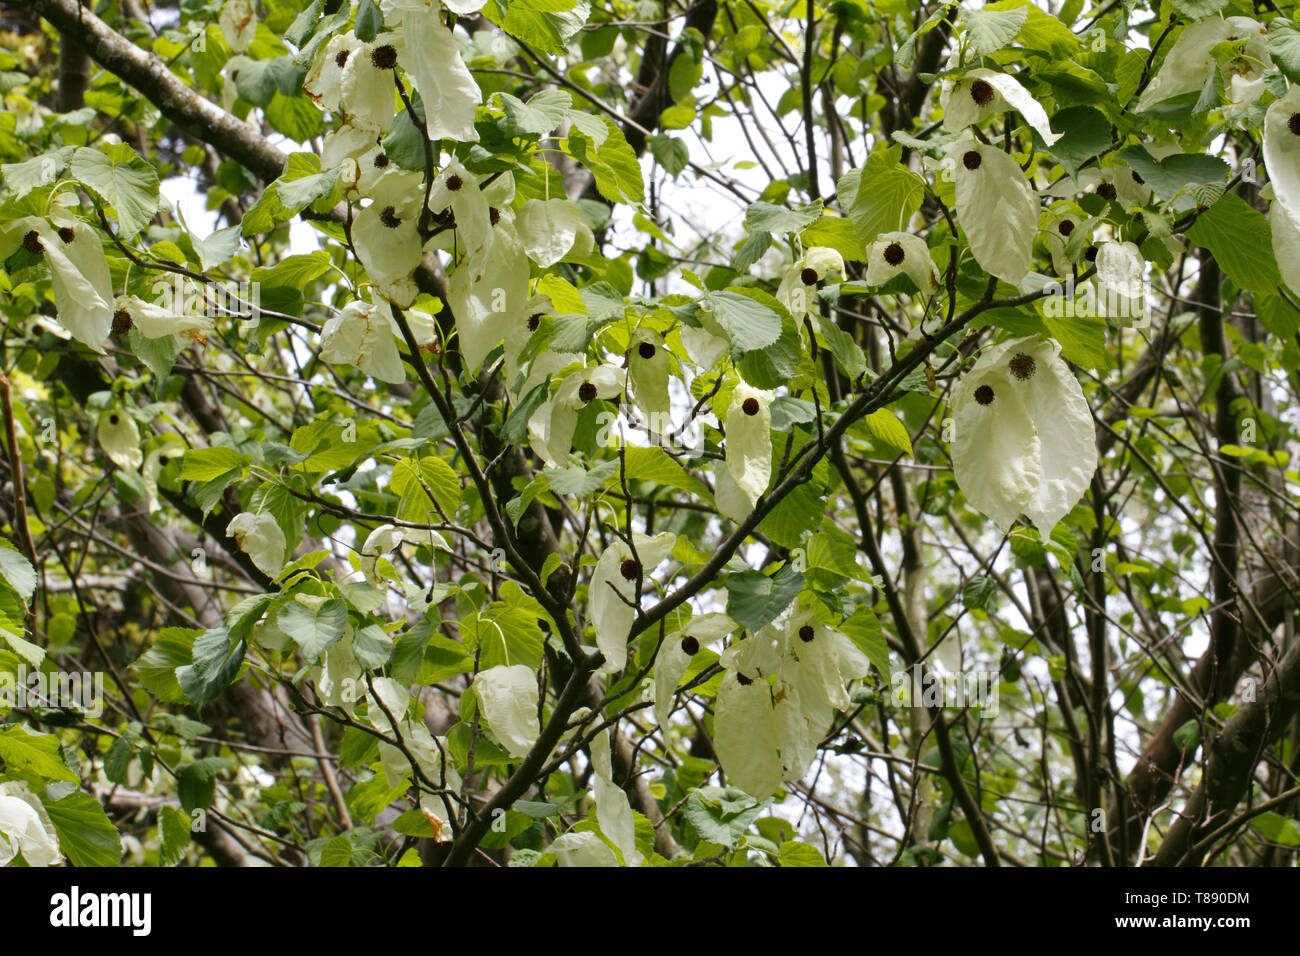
[367, 678, 461, 841]
[320, 298, 407, 384]
[1137, 17, 1268, 112]
[97, 409, 142, 472]
[589, 531, 676, 675]
[0, 781, 61, 867]
[218, 0, 257, 53]
[516, 199, 592, 267]
[724, 384, 774, 511]
[1092, 241, 1146, 319]
[776, 246, 843, 320]
[628, 328, 670, 421]
[226, 511, 287, 578]
[1, 218, 114, 352]
[115, 294, 215, 340]
[590, 728, 642, 866]
[382, 0, 482, 142]
[1272, 201, 1300, 293]
[950, 336, 1096, 534]
[472, 664, 540, 759]
[865, 231, 941, 294]
[527, 364, 623, 466]
[1263, 84, 1300, 233]
[941, 68, 1060, 145]
[448, 227, 529, 374]
[954, 142, 1037, 284]
[652, 612, 736, 730]
[353, 171, 425, 307]
[547, 831, 619, 866]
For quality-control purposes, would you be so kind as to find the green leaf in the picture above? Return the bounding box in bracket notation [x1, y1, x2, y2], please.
[134, 628, 199, 704]
[179, 446, 248, 481]
[962, 575, 998, 610]
[0, 541, 35, 602]
[355, 0, 384, 42]
[499, 89, 572, 137]
[1249, 811, 1300, 846]
[649, 133, 689, 177]
[1269, 20, 1300, 84]
[682, 787, 763, 848]
[1186, 194, 1282, 295]
[986, 0, 1078, 58]
[197, 224, 242, 271]
[839, 606, 890, 679]
[702, 288, 784, 350]
[176, 627, 246, 707]
[778, 840, 829, 866]
[266, 91, 325, 142]
[277, 598, 347, 661]
[0, 725, 78, 782]
[70, 143, 160, 238]
[158, 804, 193, 865]
[176, 756, 232, 813]
[960, 6, 1028, 56]
[848, 145, 925, 245]
[736, 317, 802, 389]
[1115, 146, 1229, 203]
[1172, 0, 1228, 18]
[45, 791, 122, 866]
[745, 200, 823, 235]
[862, 408, 913, 457]
[618, 446, 710, 498]
[725, 564, 804, 632]
[1043, 106, 1111, 179]
[568, 119, 643, 204]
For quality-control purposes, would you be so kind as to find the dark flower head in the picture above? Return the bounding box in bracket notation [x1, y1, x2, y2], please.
[963, 150, 982, 170]
[1058, 220, 1075, 237]
[373, 152, 390, 168]
[112, 309, 132, 335]
[680, 635, 700, 655]
[379, 205, 402, 228]
[1085, 245, 1098, 262]
[57, 226, 75, 244]
[883, 242, 905, 266]
[1289, 112, 1300, 136]
[1008, 353, 1036, 381]
[798, 625, 815, 643]
[638, 341, 656, 360]
[578, 381, 598, 403]
[800, 266, 819, 285]
[370, 44, 398, 70]
[1097, 182, 1117, 200]
[527, 313, 542, 332]
[742, 397, 760, 416]
[446, 174, 463, 191]
[335, 49, 350, 69]
[489, 207, 501, 226]
[619, 558, 639, 580]
[22, 230, 42, 254]
[974, 384, 995, 406]
[970, 79, 995, 107]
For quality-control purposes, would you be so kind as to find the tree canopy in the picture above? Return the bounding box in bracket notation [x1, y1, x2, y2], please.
[0, 0, 1298, 868]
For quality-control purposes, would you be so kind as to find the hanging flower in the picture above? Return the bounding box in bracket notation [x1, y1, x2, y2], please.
[226, 511, 287, 578]
[589, 727, 642, 866]
[652, 612, 736, 730]
[352, 171, 425, 307]
[367, 678, 461, 841]
[516, 198, 593, 267]
[724, 383, 774, 511]
[304, 34, 360, 112]
[950, 335, 1096, 533]
[527, 364, 624, 466]
[940, 68, 1060, 145]
[865, 231, 941, 294]
[776, 246, 843, 320]
[472, 664, 540, 759]
[588, 531, 677, 675]
[547, 831, 619, 866]
[953, 140, 1038, 284]
[381, 0, 482, 142]
[1137, 17, 1268, 112]
[627, 327, 670, 422]
[1092, 241, 1147, 321]
[97, 408, 142, 472]
[320, 298, 407, 384]
[2, 218, 114, 352]
[113, 293, 216, 340]
[338, 35, 401, 135]
[1263, 84, 1300, 234]
[1272, 199, 1300, 293]
[0, 781, 61, 867]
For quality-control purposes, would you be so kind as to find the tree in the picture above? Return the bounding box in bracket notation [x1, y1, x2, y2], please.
[0, 0, 1298, 868]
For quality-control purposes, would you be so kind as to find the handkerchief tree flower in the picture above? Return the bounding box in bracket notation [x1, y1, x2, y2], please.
[5, 0, 1300, 874]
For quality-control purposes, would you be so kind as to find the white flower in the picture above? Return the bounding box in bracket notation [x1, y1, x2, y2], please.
[304, 34, 359, 111]
[1263, 84, 1300, 234]
[589, 531, 676, 675]
[941, 68, 1060, 145]
[338, 36, 400, 135]
[339, 145, 399, 201]
[776, 246, 843, 320]
[865, 231, 940, 294]
[1, 218, 113, 352]
[0, 781, 61, 867]
[527, 364, 623, 466]
[628, 328, 670, 421]
[724, 383, 774, 510]
[427, 162, 492, 255]
[367, 678, 461, 840]
[448, 227, 530, 374]
[472, 664, 540, 759]
[218, 0, 257, 53]
[226, 511, 287, 578]
[954, 142, 1038, 284]
[320, 299, 407, 384]
[1137, 17, 1267, 112]
[950, 335, 1096, 534]
[115, 294, 215, 340]
[1272, 201, 1300, 293]
[714, 668, 782, 797]
[1093, 241, 1146, 320]
[589, 728, 642, 866]
[652, 612, 735, 730]
[321, 122, 380, 171]
[97, 408, 142, 472]
[384, 0, 482, 142]
[547, 831, 619, 866]
[353, 171, 425, 307]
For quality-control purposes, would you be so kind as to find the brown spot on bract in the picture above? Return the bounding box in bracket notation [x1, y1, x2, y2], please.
[974, 384, 994, 406]
[1008, 353, 1036, 381]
